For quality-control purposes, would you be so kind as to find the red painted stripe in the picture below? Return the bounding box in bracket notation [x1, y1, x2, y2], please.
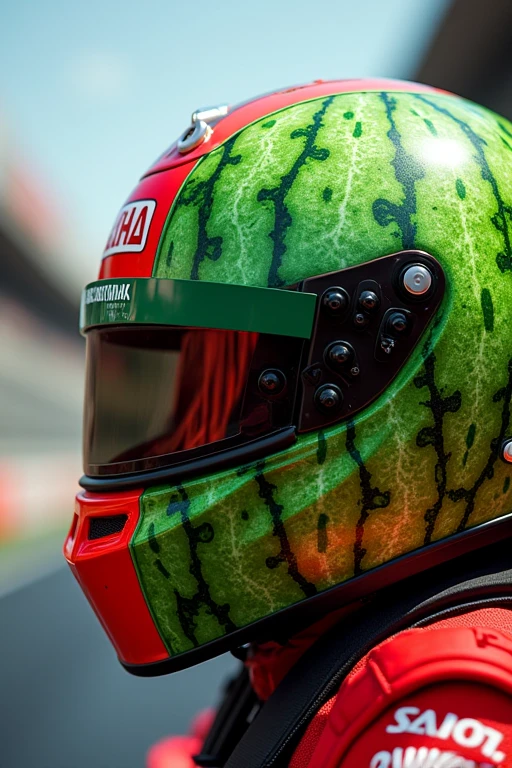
[146, 78, 446, 176]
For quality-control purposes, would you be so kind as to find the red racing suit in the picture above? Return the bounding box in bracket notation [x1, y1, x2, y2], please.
[147, 606, 512, 768]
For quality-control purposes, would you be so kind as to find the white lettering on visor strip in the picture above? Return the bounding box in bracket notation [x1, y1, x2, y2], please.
[84, 283, 131, 304]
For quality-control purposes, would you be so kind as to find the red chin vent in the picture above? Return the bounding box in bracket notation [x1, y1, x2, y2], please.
[64, 489, 168, 666]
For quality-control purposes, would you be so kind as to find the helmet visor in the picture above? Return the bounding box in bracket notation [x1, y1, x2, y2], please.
[85, 326, 258, 470]
[80, 277, 316, 479]
[83, 324, 305, 476]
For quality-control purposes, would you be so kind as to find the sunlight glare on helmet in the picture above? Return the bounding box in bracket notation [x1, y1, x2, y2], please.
[418, 137, 470, 168]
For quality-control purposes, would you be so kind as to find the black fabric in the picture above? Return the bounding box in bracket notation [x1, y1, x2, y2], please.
[225, 537, 512, 768]
[194, 667, 259, 767]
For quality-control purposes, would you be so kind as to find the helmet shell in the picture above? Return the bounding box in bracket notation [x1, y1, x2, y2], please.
[71, 80, 512, 670]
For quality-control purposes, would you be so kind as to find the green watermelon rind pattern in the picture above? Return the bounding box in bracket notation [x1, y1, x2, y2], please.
[128, 90, 512, 658]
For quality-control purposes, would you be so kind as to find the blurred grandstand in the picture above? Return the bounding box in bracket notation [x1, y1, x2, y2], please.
[416, 0, 512, 120]
[0, 114, 85, 543]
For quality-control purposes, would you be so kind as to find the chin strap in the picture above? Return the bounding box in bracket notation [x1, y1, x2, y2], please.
[193, 666, 259, 768]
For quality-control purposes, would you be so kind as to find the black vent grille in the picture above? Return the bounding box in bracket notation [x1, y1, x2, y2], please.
[88, 514, 128, 540]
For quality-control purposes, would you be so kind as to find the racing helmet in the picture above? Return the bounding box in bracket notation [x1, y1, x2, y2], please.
[64, 78, 512, 675]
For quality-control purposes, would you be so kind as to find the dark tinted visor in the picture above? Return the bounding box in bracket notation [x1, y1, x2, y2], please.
[84, 325, 305, 476]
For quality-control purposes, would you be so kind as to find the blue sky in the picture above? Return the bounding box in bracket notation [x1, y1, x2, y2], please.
[1, 0, 449, 286]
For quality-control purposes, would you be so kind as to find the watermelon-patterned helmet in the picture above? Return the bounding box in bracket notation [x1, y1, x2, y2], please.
[65, 78, 512, 675]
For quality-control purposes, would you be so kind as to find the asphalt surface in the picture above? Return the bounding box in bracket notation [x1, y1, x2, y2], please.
[0, 564, 237, 768]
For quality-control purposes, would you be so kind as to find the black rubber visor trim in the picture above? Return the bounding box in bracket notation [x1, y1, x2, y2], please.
[121, 510, 512, 676]
[79, 427, 296, 491]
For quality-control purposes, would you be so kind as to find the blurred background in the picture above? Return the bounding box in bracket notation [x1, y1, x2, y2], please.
[1, 0, 511, 765]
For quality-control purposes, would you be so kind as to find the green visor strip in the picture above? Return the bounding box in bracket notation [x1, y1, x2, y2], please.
[80, 277, 317, 338]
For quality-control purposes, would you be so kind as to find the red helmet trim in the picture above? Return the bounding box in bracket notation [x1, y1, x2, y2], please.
[64, 489, 168, 665]
[147, 79, 445, 176]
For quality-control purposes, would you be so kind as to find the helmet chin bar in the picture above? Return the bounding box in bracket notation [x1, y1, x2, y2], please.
[121, 511, 512, 676]
[80, 250, 445, 491]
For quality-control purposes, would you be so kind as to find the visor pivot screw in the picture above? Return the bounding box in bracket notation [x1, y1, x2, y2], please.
[502, 439, 512, 463]
[258, 369, 286, 397]
[328, 343, 352, 366]
[322, 287, 349, 317]
[354, 312, 369, 329]
[387, 311, 409, 334]
[315, 384, 343, 413]
[325, 341, 355, 371]
[359, 290, 380, 311]
[402, 264, 433, 296]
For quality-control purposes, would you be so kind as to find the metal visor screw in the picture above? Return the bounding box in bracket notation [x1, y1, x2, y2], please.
[388, 311, 409, 334]
[359, 290, 380, 311]
[402, 264, 433, 296]
[354, 312, 369, 329]
[502, 439, 512, 463]
[258, 369, 286, 397]
[314, 384, 343, 413]
[327, 342, 353, 367]
[322, 287, 349, 316]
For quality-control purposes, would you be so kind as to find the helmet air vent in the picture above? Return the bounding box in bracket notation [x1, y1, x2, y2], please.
[88, 514, 128, 540]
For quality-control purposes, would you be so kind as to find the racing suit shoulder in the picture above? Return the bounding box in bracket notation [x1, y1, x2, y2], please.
[292, 609, 512, 768]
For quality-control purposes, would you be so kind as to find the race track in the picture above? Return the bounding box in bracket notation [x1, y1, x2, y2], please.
[0, 564, 237, 768]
